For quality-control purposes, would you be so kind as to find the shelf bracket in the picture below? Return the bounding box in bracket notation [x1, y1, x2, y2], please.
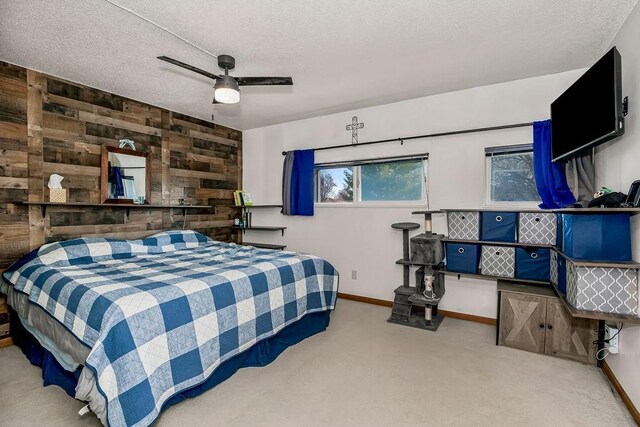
[41, 205, 47, 217]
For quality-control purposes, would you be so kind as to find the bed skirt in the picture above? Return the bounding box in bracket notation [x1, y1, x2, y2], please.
[10, 308, 331, 411]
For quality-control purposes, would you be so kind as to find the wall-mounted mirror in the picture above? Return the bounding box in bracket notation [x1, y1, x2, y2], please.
[100, 146, 150, 204]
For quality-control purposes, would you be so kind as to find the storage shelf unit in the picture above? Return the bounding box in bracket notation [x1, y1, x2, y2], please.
[440, 208, 640, 326]
[232, 204, 287, 247]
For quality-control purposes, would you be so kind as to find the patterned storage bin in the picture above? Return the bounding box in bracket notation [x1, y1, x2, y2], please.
[480, 245, 515, 278]
[445, 242, 480, 274]
[447, 211, 480, 240]
[515, 248, 550, 282]
[550, 250, 558, 285]
[518, 212, 557, 245]
[480, 212, 517, 243]
[566, 261, 638, 315]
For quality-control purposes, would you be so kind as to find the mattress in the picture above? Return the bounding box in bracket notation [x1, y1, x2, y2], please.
[3, 230, 339, 427]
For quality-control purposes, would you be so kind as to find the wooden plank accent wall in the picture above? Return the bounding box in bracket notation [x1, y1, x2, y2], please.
[0, 62, 242, 268]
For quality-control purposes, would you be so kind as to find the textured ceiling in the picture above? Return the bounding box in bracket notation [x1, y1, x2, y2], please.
[0, 1, 636, 130]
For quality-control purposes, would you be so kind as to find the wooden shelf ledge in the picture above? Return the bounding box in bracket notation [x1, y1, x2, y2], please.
[18, 201, 211, 218]
[442, 238, 554, 249]
[241, 242, 287, 250]
[233, 204, 283, 209]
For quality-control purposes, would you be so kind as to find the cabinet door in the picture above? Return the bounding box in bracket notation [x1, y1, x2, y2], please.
[499, 291, 547, 353]
[545, 298, 597, 364]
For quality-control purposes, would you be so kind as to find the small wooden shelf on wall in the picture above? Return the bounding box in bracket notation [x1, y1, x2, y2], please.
[232, 204, 283, 209]
[438, 207, 640, 215]
[232, 225, 287, 236]
[18, 201, 212, 218]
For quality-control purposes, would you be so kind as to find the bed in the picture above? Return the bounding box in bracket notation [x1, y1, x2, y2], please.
[1, 230, 339, 427]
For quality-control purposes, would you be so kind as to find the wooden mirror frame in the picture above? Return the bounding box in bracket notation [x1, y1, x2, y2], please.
[100, 146, 151, 204]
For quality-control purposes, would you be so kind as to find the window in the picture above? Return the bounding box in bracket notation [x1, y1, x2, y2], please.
[485, 145, 539, 205]
[318, 167, 354, 203]
[315, 155, 427, 204]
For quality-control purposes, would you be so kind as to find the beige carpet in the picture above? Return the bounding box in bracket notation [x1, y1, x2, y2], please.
[0, 299, 634, 426]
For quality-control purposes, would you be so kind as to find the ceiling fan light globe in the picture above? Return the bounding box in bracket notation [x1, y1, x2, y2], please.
[214, 87, 240, 104]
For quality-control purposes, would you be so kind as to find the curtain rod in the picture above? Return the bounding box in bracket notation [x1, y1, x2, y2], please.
[281, 122, 534, 156]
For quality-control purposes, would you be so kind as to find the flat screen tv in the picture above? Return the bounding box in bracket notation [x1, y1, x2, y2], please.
[551, 47, 625, 162]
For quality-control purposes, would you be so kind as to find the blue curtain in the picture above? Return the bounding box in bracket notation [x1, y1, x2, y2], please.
[533, 120, 576, 209]
[286, 149, 315, 216]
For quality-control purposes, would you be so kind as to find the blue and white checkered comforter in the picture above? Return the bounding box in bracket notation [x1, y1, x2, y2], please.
[3, 230, 339, 427]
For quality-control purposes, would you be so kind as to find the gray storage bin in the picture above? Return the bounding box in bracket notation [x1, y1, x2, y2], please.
[518, 212, 557, 245]
[566, 261, 638, 315]
[550, 250, 558, 285]
[447, 211, 480, 240]
[480, 245, 515, 278]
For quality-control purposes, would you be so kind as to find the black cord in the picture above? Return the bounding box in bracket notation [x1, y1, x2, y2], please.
[593, 322, 623, 345]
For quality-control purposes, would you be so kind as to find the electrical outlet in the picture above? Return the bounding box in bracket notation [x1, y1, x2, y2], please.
[351, 270, 357, 280]
[606, 325, 620, 354]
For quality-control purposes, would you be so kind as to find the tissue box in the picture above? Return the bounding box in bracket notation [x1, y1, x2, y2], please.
[49, 189, 67, 203]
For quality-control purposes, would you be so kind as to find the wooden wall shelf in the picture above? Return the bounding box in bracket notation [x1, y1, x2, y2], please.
[19, 201, 211, 217]
[234, 204, 283, 209]
[232, 225, 286, 236]
[438, 269, 551, 286]
[439, 207, 640, 215]
[442, 238, 553, 249]
[241, 242, 287, 250]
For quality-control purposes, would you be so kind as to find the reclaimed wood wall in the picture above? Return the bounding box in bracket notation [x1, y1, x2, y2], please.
[0, 61, 242, 268]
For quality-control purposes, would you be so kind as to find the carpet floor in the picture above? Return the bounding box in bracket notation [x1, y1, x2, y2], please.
[0, 299, 634, 426]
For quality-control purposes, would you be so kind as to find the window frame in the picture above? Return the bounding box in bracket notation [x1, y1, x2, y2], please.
[314, 155, 429, 206]
[484, 144, 540, 208]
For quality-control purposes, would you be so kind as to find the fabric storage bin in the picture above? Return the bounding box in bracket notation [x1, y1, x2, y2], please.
[566, 261, 638, 315]
[445, 243, 480, 274]
[557, 254, 567, 294]
[561, 214, 631, 261]
[518, 212, 557, 245]
[480, 245, 515, 278]
[447, 211, 480, 240]
[515, 248, 550, 282]
[480, 212, 517, 243]
[550, 250, 558, 285]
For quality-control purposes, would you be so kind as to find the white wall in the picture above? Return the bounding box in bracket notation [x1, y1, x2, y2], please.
[594, 3, 640, 411]
[243, 69, 583, 318]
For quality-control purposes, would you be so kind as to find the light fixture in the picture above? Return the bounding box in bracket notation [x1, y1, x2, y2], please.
[214, 75, 240, 104]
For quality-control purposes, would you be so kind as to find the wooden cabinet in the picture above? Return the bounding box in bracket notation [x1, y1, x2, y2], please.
[498, 291, 547, 354]
[498, 282, 597, 364]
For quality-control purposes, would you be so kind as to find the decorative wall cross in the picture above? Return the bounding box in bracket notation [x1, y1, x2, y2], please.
[346, 116, 364, 145]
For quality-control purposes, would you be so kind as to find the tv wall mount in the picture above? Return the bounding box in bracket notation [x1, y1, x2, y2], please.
[623, 96, 629, 116]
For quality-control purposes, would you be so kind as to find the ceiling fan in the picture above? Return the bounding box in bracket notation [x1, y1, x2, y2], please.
[157, 54, 293, 104]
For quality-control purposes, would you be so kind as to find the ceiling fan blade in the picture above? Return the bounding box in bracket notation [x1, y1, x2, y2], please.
[234, 77, 293, 86]
[157, 56, 220, 80]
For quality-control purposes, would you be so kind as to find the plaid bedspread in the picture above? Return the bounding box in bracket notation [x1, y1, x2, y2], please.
[3, 231, 338, 427]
